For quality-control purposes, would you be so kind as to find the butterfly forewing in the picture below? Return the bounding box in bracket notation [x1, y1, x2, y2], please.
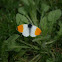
[22, 24, 29, 37]
[30, 25, 42, 37]
[30, 25, 37, 37]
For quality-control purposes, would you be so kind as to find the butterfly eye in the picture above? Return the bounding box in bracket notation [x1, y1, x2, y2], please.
[35, 28, 42, 35]
[17, 25, 23, 33]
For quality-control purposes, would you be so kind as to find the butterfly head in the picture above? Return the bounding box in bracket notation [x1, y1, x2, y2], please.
[28, 24, 32, 28]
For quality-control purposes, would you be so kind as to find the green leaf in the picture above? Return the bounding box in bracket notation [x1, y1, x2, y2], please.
[40, 16, 48, 36]
[33, 35, 51, 42]
[8, 44, 30, 51]
[57, 21, 62, 36]
[28, 0, 35, 5]
[29, 6, 38, 26]
[5, 34, 19, 43]
[5, 34, 30, 51]
[4, 34, 19, 51]
[18, 7, 27, 15]
[21, 0, 29, 6]
[29, 54, 40, 62]
[48, 9, 61, 22]
[16, 13, 29, 25]
[47, 9, 61, 34]
[41, 3, 50, 12]
[13, 46, 30, 52]
[18, 7, 33, 24]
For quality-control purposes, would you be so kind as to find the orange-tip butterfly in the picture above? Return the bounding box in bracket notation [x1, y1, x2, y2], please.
[17, 24, 42, 37]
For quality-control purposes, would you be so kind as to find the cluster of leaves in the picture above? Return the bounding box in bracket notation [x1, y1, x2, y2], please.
[0, 0, 62, 62]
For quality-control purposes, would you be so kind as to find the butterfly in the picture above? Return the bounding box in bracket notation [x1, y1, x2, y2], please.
[17, 24, 42, 37]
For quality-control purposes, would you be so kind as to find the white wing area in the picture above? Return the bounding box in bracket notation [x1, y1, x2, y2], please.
[22, 24, 29, 37]
[30, 25, 37, 37]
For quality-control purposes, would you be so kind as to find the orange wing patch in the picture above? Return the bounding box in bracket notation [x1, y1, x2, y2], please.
[35, 28, 42, 35]
[17, 25, 23, 33]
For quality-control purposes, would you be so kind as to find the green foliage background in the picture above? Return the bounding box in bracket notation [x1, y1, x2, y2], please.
[0, 0, 62, 62]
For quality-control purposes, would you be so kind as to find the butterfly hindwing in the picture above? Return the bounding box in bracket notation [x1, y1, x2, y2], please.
[22, 24, 29, 37]
[30, 25, 37, 37]
[30, 25, 41, 37]
[17, 24, 29, 37]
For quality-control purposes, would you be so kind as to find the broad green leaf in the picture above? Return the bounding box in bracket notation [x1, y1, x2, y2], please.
[5, 34, 19, 51]
[21, 0, 29, 6]
[29, 6, 38, 26]
[48, 9, 61, 22]
[8, 45, 30, 51]
[5, 34, 19, 43]
[28, 0, 35, 5]
[40, 16, 48, 36]
[57, 21, 62, 36]
[13, 46, 30, 52]
[6, 34, 30, 51]
[47, 9, 61, 34]
[16, 13, 29, 25]
[32, 35, 51, 42]
[18, 7, 27, 15]
[41, 3, 50, 12]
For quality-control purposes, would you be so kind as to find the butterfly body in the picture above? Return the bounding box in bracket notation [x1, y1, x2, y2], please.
[17, 24, 42, 37]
